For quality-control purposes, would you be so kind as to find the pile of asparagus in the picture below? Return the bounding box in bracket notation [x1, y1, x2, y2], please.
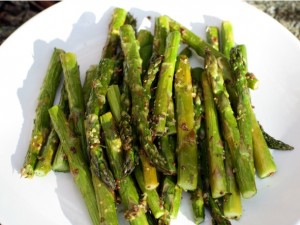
[21, 8, 294, 225]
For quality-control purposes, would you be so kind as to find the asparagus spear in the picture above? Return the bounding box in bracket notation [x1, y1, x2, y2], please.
[221, 21, 234, 58]
[153, 31, 181, 136]
[119, 24, 172, 174]
[120, 63, 139, 176]
[230, 47, 255, 174]
[260, 125, 294, 150]
[35, 85, 69, 176]
[86, 58, 116, 189]
[153, 16, 170, 55]
[205, 50, 256, 199]
[200, 71, 227, 198]
[107, 85, 121, 122]
[21, 48, 64, 178]
[52, 144, 69, 172]
[140, 152, 159, 190]
[175, 55, 198, 191]
[60, 52, 88, 162]
[179, 46, 192, 58]
[157, 135, 177, 175]
[191, 170, 205, 225]
[160, 176, 182, 223]
[223, 143, 242, 219]
[200, 126, 231, 225]
[206, 26, 220, 51]
[83, 65, 98, 104]
[48, 106, 99, 225]
[100, 112, 149, 225]
[134, 165, 165, 219]
[236, 44, 259, 90]
[138, 29, 154, 74]
[102, 8, 127, 59]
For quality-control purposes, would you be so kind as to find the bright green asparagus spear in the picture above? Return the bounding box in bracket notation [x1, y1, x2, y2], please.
[260, 125, 294, 150]
[221, 21, 234, 58]
[236, 44, 259, 90]
[153, 31, 181, 136]
[206, 26, 220, 51]
[230, 47, 255, 174]
[223, 143, 242, 220]
[251, 112, 277, 178]
[86, 58, 116, 189]
[175, 55, 198, 191]
[153, 16, 170, 55]
[138, 29, 154, 74]
[49, 106, 99, 225]
[205, 50, 256, 199]
[21, 48, 64, 178]
[35, 85, 69, 176]
[60, 52, 88, 162]
[168, 16, 224, 59]
[157, 135, 177, 174]
[102, 8, 127, 59]
[134, 165, 165, 219]
[83, 65, 98, 104]
[100, 112, 149, 225]
[201, 71, 227, 198]
[119, 24, 171, 174]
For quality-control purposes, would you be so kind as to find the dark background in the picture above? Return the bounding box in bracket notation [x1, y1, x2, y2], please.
[0, 1, 299, 45]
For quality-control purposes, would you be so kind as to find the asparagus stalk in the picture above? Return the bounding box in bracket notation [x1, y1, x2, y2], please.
[157, 135, 177, 175]
[153, 31, 181, 136]
[205, 50, 256, 199]
[160, 176, 183, 223]
[52, 144, 69, 172]
[201, 71, 227, 198]
[107, 85, 121, 122]
[60, 52, 88, 162]
[200, 126, 231, 225]
[102, 8, 127, 59]
[206, 26, 220, 51]
[223, 143, 242, 219]
[191, 68, 204, 134]
[237, 44, 259, 90]
[137, 29, 154, 74]
[175, 55, 198, 191]
[260, 125, 294, 150]
[134, 165, 165, 219]
[191, 171, 205, 225]
[83, 65, 98, 104]
[153, 16, 170, 55]
[35, 85, 69, 176]
[140, 152, 159, 190]
[86, 58, 116, 189]
[221, 21, 235, 58]
[100, 112, 149, 225]
[179, 46, 192, 58]
[230, 47, 255, 174]
[120, 63, 139, 176]
[21, 48, 64, 178]
[119, 24, 172, 174]
[48, 106, 99, 225]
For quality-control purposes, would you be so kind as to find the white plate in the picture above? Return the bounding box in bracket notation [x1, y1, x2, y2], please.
[0, 1, 300, 225]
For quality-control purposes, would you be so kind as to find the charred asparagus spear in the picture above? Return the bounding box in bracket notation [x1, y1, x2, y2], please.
[21, 48, 64, 178]
[119, 24, 172, 174]
[49, 106, 99, 225]
[175, 55, 198, 191]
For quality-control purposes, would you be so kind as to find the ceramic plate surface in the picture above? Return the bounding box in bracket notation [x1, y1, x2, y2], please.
[0, 1, 300, 225]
